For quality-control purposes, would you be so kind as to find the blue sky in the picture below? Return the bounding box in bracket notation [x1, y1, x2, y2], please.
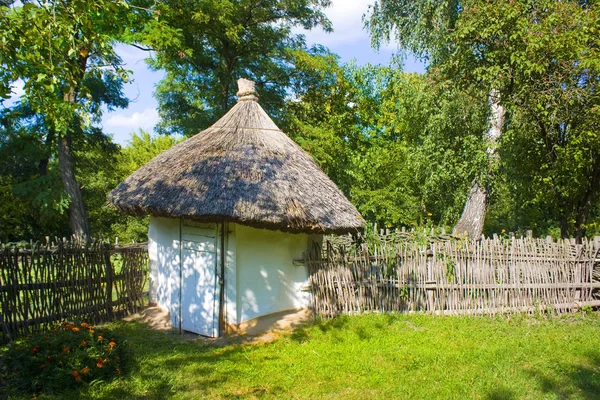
[7, 0, 425, 145]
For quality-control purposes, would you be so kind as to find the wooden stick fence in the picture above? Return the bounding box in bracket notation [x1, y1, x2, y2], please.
[307, 235, 600, 317]
[0, 239, 149, 342]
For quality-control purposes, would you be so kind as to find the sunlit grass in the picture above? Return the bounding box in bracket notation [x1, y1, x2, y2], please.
[4, 312, 600, 399]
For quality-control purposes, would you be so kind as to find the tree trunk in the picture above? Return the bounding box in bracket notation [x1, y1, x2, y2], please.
[453, 181, 487, 239]
[57, 133, 91, 239]
[560, 216, 569, 239]
[58, 52, 91, 240]
[453, 90, 505, 239]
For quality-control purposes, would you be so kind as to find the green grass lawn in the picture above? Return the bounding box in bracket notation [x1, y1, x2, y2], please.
[5, 312, 600, 399]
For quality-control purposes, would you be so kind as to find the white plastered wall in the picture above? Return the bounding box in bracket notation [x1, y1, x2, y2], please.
[148, 217, 181, 328]
[233, 224, 313, 324]
[149, 218, 319, 331]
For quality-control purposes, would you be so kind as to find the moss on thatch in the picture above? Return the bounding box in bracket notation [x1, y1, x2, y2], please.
[108, 79, 364, 234]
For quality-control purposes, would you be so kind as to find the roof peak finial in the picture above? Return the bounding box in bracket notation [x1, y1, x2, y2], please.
[237, 78, 258, 102]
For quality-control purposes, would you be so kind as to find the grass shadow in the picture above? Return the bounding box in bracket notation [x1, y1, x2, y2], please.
[486, 386, 517, 400]
[525, 351, 600, 400]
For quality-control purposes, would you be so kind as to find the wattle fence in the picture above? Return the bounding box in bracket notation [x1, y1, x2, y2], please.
[0, 239, 148, 342]
[307, 233, 600, 317]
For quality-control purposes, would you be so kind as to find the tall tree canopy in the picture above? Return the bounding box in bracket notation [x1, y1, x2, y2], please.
[0, 0, 152, 238]
[285, 58, 488, 229]
[141, 0, 332, 136]
[368, 0, 600, 239]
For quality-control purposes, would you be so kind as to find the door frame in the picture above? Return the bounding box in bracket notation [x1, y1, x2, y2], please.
[178, 220, 225, 337]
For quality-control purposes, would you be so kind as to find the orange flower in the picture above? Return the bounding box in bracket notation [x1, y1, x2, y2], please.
[96, 357, 104, 368]
[116, 368, 121, 375]
[46, 356, 53, 362]
[82, 367, 90, 375]
[115, 356, 120, 361]
[31, 346, 40, 353]
[96, 362, 103, 368]
[80, 322, 88, 328]
[63, 346, 70, 353]
[89, 329, 95, 334]
[80, 340, 88, 347]
[72, 370, 79, 377]
[40, 364, 46, 370]
[75, 376, 82, 382]
[97, 335, 103, 341]
[109, 341, 116, 347]
[72, 327, 80, 332]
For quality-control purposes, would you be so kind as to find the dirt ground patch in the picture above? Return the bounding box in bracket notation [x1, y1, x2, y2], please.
[123, 307, 313, 345]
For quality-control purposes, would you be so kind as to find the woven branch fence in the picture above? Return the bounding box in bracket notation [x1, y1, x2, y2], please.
[0, 239, 149, 342]
[307, 234, 600, 317]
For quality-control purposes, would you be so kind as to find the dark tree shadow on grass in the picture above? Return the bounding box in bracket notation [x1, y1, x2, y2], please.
[486, 386, 517, 400]
[523, 351, 600, 400]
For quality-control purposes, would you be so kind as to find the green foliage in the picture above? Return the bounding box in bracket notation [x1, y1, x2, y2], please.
[1, 321, 132, 395]
[0, 107, 70, 241]
[0, 0, 138, 132]
[0, 0, 154, 237]
[368, 0, 600, 238]
[143, 0, 332, 136]
[286, 58, 488, 229]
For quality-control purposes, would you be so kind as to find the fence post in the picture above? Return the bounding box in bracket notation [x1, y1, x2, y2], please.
[104, 244, 115, 321]
[426, 244, 435, 312]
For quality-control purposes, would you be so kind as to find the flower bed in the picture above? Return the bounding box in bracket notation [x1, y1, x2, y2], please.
[1, 321, 132, 394]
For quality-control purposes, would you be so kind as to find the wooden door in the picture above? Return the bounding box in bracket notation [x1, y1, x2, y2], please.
[181, 223, 219, 337]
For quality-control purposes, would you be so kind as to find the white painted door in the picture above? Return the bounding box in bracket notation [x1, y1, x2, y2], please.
[181, 223, 219, 337]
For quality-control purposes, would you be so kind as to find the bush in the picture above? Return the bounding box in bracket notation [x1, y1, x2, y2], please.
[0, 321, 133, 394]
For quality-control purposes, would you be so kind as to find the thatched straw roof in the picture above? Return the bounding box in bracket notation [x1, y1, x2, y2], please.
[108, 79, 364, 234]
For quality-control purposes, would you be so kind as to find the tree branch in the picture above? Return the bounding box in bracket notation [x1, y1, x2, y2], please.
[130, 43, 155, 52]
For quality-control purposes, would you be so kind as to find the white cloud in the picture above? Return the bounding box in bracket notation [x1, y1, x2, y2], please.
[297, 0, 376, 47]
[11, 79, 25, 98]
[104, 108, 159, 130]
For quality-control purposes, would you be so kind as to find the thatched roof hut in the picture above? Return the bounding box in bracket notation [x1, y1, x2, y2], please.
[109, 78, 363, 234]
[109, 79, 363, 337]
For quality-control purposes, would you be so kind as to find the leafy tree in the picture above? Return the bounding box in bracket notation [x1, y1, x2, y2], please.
[0, 0, 151, 238]
[285, 57, 488, 229]
[284, 50, 368, 195]
[140, 0, 332, 136]
[0, 107, 69, 241]
[351, 70, 488, 228]
[368, 0, 600, 239]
